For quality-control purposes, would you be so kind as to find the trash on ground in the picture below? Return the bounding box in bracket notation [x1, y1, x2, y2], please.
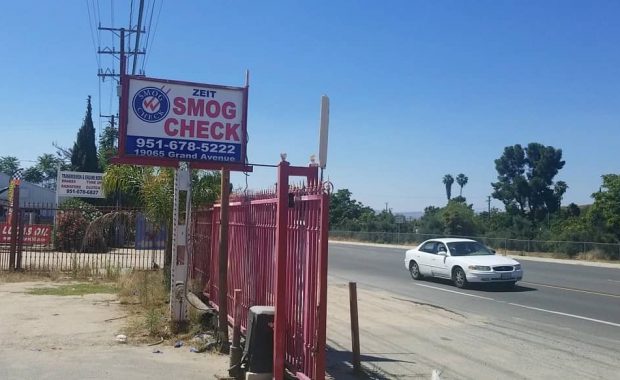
[115, 334, 127, 343]
[152, 349, 163, 354]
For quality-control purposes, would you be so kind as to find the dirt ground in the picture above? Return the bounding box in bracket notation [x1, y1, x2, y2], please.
[0, 280, 229, 380]
[326, 279, 620, 380]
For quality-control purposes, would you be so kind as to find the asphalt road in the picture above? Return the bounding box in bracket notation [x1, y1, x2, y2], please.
[328, 242, 620, 343]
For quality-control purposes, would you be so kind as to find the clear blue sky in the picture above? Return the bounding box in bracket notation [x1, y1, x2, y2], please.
[1, 1, 619, 212]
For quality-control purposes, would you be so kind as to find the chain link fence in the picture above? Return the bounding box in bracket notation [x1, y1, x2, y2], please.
[329, 230, 620, 261]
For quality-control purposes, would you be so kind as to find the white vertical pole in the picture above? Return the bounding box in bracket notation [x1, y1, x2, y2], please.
[170, 163, 190, 329]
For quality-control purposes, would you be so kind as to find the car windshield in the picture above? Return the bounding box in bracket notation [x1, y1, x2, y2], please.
[447, 242, 493, 256]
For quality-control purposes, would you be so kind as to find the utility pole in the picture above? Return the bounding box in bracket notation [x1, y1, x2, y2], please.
[487, 196, 491, 221]
[132, 0, 146, 75]
[97, 26, 145, 82]
[97, 10, 146, 146]
[100, 114, 116, 131]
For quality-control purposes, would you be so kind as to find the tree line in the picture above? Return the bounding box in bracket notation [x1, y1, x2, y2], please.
[331, 143, 620, 258]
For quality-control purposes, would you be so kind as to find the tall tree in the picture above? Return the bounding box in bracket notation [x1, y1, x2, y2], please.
[329, 189, 374, 227]
[98, 122, 118, 170]
[23, 167, 44, 183]
[103, 165, 221, 284]
[590, 174, 620, 238]
[0, 156, 20, 175]
[71, 96, 99, 172]
[456, 173, 468, 196]
[442, 174, 454, 200]
[491, 143, 566, 221]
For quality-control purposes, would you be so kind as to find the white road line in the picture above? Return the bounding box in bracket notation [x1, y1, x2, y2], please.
[508, 303, 620, 328]
[415, 283, 495, 300]
[521, 281, 620, 298]
[608, 279, 620, 283]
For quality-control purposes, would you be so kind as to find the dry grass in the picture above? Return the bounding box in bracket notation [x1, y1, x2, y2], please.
[0, 269, 63, 283]
[117, 270, 172, 343]
[27, 282, 118, 296]
[576, 249, 615, 262]
[116, 270, 218, 347]
[506, 248, 619, 262]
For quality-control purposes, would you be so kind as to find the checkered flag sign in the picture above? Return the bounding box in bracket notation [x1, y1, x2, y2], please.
[11, 168, 23, 185]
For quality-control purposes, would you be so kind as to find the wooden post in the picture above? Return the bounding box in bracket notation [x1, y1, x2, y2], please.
[218, 168, 231, 351]
[349, 282, 361, 373]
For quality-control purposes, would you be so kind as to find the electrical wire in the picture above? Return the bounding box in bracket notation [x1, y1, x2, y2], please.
[140, 0, 154, 72]
[141, 0, 156, 74]
[128, 0, 134, 53]
[142, 0, 163, 72]
[86, 0, 104, 141]
[86, 1, 101, 68]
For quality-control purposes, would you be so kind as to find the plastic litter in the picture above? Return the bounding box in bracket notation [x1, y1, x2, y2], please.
[152, 349, 163, 354]
[189, 347, 199, 353]
[115, 334, 127, 343]
[174, 340, 184, 348]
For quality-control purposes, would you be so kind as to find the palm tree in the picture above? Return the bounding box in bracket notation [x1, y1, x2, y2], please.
[456, 173, 469, 197]
[103, 165, 221, 282]
[442, 174, 454, 200]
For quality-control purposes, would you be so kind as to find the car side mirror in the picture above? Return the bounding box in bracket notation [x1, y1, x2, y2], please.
[490, 249, 496, 254]
[438, 251, 447, 256]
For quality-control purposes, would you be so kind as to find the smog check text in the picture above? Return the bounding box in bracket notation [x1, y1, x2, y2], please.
[162, 93, 240, 141]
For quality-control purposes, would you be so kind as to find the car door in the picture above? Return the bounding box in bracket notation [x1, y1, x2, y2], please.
[416, 241, 437, 275]
[434, 242, 452, 278]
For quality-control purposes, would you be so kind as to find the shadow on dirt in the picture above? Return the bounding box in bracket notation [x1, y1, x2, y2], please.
[325, 346, 400, 379]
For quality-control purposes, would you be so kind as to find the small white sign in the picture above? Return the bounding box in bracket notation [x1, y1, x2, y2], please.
[57, 171, 105, 198]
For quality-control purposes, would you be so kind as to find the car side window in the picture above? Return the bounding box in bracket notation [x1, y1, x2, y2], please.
[420, 242, 437, 254]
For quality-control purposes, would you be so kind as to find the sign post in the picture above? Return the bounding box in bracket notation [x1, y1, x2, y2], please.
[170, 163, 191, 331]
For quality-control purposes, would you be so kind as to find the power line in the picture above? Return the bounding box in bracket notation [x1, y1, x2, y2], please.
[142, 0, 163, 72]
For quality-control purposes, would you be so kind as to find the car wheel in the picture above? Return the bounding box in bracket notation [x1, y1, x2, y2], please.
[409, 261, 423, 280]
[453, 267, 468, 289]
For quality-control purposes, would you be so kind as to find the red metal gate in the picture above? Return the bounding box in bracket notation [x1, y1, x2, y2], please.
[191, 162, 329, 380]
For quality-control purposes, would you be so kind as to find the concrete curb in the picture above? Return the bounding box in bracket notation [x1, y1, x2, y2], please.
[329, 240, 620, 269]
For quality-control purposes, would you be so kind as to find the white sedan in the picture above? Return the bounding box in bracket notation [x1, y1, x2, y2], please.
[404, 238, 523, 289]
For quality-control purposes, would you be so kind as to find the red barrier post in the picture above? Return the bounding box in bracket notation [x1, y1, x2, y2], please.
[315, 191, 329, 379]
[8, 183, 20, 271]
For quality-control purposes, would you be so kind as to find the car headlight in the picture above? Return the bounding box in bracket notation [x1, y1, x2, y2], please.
[468, 265, 491, 271]
[514, 264, 521, 270]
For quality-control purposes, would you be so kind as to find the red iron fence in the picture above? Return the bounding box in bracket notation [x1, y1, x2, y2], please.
[191, 163, 329, 380]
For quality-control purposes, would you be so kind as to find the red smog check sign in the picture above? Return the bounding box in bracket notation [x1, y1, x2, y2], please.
[123, 76, 247, 164]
